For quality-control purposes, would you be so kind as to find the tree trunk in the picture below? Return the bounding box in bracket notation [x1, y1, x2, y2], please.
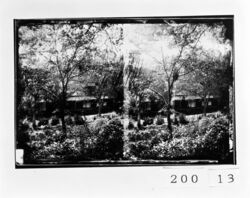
[80, 118, 90, 159]
[167, 83, 173, 139]
[98, 98, 103, 116]
[203, 97, 208, 116]
[60, 92, 67, 137]
[166, 105, 172, 138]
[32, 96, 38, 129]
[137, 107, 141, 129]
[137, 96, 142, 129]
[61, 110, 66, 134]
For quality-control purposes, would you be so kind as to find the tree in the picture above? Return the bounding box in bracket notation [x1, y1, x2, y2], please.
[125, 52, 153, 128]
[175, 50, 232, 115]
[82, 25, 124, 116]
[18, 23, 106, 135]
[21, 66, 54, 126]
[146, 23, 211, 137]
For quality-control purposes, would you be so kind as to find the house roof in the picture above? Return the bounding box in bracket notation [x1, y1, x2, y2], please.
[67, 96, 96, 101]
[67, 95, 112, 102]
[172, 95, 218, 101]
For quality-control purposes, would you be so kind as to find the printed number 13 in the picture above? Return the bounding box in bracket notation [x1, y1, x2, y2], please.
[218, 174, 234, 183]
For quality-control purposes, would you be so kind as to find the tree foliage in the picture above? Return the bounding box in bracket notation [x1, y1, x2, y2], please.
[18, 23, 107, 134]
[125, 52, 153, 127]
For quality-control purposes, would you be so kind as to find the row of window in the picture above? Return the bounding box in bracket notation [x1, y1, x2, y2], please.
[187, 100, 212, 108]
[82, 101, 108, 108]
[74, 99, 213, 110]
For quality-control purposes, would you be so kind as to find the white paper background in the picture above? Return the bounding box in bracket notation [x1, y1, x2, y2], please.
[0, 0, 250, 197]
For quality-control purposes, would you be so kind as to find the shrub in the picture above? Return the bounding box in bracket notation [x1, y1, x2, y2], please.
[179, 113, 188, 124]
[173, 115, 179, 125]
[143, 117, 154, 126]
[128, 140, 153, 159]
[94, 121, 124, 160]
[89, 117, 108, 132]
[127, 121, 134, 130]
[27, 116, 125, 161]
[156, 116, 164, 125]
[128, 131, 143, 142]
[152, 135, 203, 159]
[71, 125, 98, 160]
[78, 116, 124, 160]
[108, 117, 123, 128]
[51, 117, 59, 126]
[198, 117, 213, 134]
[199, 116, 230, 160]
[37, 118, 48, 127]
[26, 126, 82, 161]
[126, 128, 171, 159]
[125, 114, 230, 161]
[65, 116, 74, 125]
[74, 115, 85, 125]
[172, 122, 198, 139]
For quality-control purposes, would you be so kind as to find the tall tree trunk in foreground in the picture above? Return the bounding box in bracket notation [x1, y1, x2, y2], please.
[60, 90, 67, 137]
[137, 97, 142, 129]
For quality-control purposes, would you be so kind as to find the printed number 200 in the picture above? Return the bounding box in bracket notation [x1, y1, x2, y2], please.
[171, 175, 198, 183]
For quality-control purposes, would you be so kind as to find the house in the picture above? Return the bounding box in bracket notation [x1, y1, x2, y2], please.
[66, 81, 121, 115]
[66, 95, 116, 115]
[36, 80, 123, 116]
[171, 95, 221, 115]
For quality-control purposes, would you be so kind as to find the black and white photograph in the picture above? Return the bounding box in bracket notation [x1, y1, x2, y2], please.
[2, 0, 250, 197]
[15, 16, 235, 167]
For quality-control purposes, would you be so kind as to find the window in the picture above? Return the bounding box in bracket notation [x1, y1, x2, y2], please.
[188, 101, 196, 108]
[202, 101, 212, 106]
[83, 102, 91, 108]
[97, 102, 108, 107]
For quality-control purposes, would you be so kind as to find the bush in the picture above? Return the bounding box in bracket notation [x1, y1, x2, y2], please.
[143, 117, 154, 126]
[128, 140, 153, 159]
[173, 115, 179, 125]
[65, 116, 74, 125]
[108, 117, 123, 128]
[198, 117, 213, 134]
[79, 116, 124, 160]
[125, 114, 230, 161]
[156, 116, 164, 125]
[199, 116, 230, 160]
[89, 117, 108, 132]
[172, 122, 198, 139]
[37, 118, 48, 127]
[26, 116, 124, 161]
[51, 117, 59, 126]
[127, 121, 134, 130]
[94, 122, 124, 159]
[179, 113, 188, 124]
[126, 128, 171, 159]
[151, 137, 194, 159]
[27, 126, 81, 161]
[74, 115, 85, 125]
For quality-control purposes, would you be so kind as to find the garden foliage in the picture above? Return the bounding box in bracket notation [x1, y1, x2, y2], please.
[125, 114, 230, 161]
[23, 114, 230, 162]
[26, 116, 124, 162]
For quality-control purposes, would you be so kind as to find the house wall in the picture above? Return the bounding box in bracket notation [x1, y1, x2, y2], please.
[172, 98, 221, 115]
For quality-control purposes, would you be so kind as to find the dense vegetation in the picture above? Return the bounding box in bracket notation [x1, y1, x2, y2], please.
[17, 112, 232, 163]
